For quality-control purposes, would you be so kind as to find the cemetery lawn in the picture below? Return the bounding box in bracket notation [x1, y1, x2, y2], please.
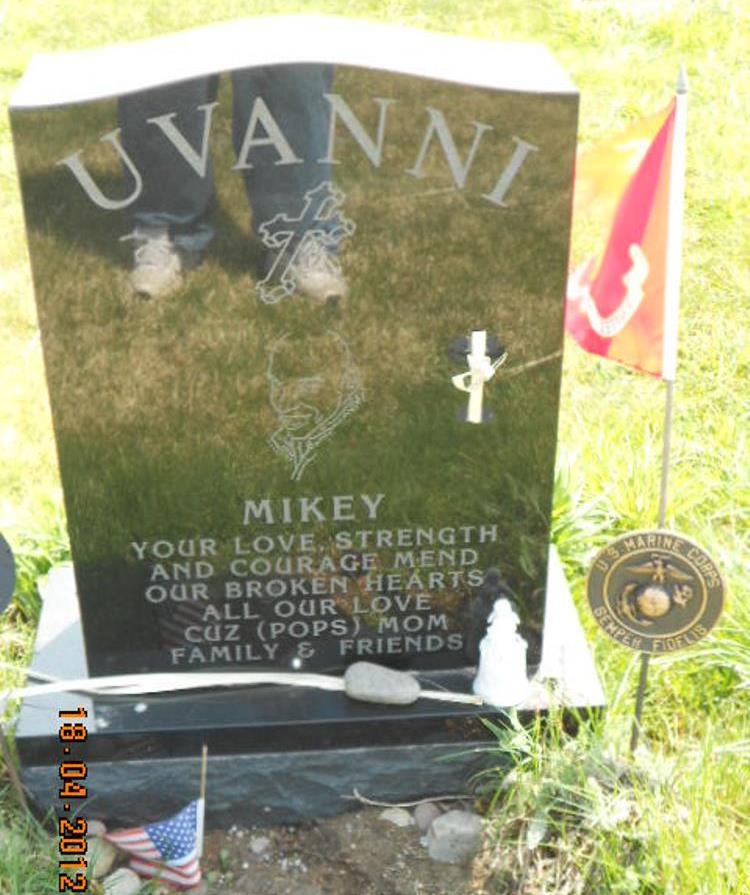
[1, 2, 748, 894]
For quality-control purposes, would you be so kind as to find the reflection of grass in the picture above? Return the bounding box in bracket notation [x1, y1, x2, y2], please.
[12, 69, 574, 663]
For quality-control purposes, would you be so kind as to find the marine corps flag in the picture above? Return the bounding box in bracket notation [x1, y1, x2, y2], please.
[566, 73, 687, 380]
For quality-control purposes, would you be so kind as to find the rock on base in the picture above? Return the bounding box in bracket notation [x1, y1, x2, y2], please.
[102, 868, 142, 895]
[249, 834, 271, 856]
[87, 819, 107, 838]
[379, 807, 415, 827]
[90, 839, 118, 879]
[413, 801, 442, 833]
[426, 810, 482, 864]
[343, 662, 421, 705]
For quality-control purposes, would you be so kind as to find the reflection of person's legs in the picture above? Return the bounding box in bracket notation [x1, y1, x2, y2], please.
[119, 76, 219, 295]
[231, 65, 332, 229]
[232, 66, 350, 305]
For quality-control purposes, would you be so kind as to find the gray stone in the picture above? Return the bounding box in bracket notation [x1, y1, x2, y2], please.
[378, 807, 415, 827]
[102, 868, 142, 895]
[88, 819, 107, 837]
[249, 834, 271, 856]
[413, 801, 442, 833]
[344, 662, 421, 706]
[426, 809, 483, 864]
[90, 838, 118, 879]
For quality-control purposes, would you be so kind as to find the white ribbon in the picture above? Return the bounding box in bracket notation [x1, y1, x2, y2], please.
[2, 667, 482, 706]
[452, 330, 507, 423]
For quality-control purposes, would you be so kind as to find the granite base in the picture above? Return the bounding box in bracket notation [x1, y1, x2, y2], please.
[15, 549, 603, 826]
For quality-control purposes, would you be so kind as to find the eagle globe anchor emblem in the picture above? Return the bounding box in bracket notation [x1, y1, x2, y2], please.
[618, 554, 695, 626]
[587, 531, 724, 654]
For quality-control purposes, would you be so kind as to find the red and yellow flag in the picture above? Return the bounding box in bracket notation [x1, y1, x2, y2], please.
[565, 99, 680, 378]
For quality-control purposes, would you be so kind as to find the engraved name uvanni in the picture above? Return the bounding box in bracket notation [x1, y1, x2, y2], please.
[57, 94, 538, 210]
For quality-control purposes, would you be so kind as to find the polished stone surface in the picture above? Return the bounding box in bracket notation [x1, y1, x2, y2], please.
[21, 743, 498, 828]
[12, 37, 578, 677]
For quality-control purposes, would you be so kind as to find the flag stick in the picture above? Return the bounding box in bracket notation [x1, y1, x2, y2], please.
[197, 743, 208, 858]
[630, 652, 651, 753]
[657, 379, 676, 529]
[200, 743, 208, 801]
[630, 67, 687, 754]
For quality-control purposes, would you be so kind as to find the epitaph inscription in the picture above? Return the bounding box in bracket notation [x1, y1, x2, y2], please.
[12, 31, 578, 676]
[129, 493, 503, 668]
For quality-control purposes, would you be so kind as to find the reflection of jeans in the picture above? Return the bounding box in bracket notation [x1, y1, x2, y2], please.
[118, 65, 334, 253]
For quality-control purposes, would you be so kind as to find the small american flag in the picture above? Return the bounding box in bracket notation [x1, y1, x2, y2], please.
[105, 799, 204, 889]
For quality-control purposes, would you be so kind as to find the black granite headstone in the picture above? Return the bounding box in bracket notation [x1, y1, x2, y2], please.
[11, 19, 600, 824]
[12, 19, 577, 681]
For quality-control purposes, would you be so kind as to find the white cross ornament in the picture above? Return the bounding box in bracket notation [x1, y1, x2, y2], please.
[452, 330, 503, 424]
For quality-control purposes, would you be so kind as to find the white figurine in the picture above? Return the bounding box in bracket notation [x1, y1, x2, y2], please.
[472, 598, 530, 706]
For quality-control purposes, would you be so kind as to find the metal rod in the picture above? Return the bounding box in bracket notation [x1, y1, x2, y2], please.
[660, 66, 687, 381]
[630, 653, 650, 752]
[630, 370, 674, 753]
[630, 66, 686, 754]
[657, 378, 675, 528]
[631, 373, 675, 752]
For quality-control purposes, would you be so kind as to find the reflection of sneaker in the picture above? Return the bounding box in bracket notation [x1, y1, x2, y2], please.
[259, 237, 348, 308]
[122, 231, 182, 298]
[292, 239, 349, 307]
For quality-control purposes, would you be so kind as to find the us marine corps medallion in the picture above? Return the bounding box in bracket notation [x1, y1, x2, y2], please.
[587, 530, 724, 653]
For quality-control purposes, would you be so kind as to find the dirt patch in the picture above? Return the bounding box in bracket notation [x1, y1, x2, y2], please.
[202, 806, 478, 895]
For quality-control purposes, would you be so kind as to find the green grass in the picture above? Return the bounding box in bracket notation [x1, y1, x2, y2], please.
[0, 798, 58, 895]
[473, 708, 750, 894]
[1, 1, 748, 893]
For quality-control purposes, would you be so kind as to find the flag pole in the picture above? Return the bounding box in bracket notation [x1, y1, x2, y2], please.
[197, 743, 208, 858]
[630, 66, 688, 754]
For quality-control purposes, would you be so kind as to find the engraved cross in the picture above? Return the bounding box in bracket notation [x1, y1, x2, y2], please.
[256, 181, 355, 305]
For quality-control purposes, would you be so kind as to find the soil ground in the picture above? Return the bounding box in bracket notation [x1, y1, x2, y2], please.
[201, 805, 478, 895]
